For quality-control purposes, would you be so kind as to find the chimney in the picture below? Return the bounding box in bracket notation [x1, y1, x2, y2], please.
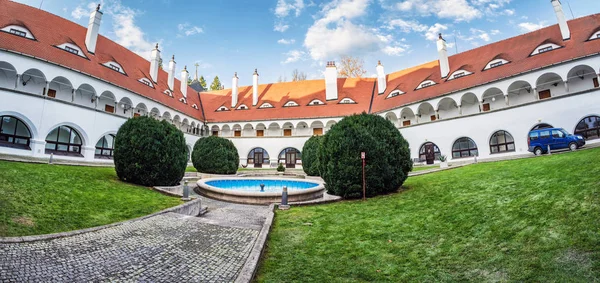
[252, 69, 259, 106]
[325, 61, 338, 100]
[149, 43, 160, 83]
[437, 33, 450, 78]
[552, 0, 570, 40]
[232, 72, 239, 108]
[376, 60, 386, 94]
[181, 66, 188, 98]
[167, 55, 176, 90]
[84, 4, 102, 54]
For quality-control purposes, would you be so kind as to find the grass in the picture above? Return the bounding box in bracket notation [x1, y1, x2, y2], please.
[411, 164, 439, 172]
[256, 148, 600, 282]
[0, 161, 182, 237]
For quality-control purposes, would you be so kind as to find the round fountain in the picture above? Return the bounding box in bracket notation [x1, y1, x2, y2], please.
[196, 178, 325, 205]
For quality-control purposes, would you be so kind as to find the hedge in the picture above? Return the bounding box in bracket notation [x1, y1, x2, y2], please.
[192, 136, 239, 174]
[302, 135, 323, 176]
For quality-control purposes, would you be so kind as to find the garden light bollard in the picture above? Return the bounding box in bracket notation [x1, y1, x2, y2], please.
[49, 153, 54, 165]
[547, 144, 552, 155]
[260, 183, 265, 192]
[280, 186, 290, 210]
[182, 180, 191, 201]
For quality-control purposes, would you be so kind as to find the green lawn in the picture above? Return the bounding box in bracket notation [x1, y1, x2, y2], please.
[411, 164, 439, 172]
[0, 161, 182, 237]
[257, 148, 600, 282]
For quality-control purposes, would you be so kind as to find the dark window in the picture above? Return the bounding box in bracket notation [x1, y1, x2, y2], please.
[490, 130, 515, 154]
[9, 29, 26, 37]
[109, 64, 120, 72]
[575, 115, 600, 140]
[419, 142, 441, 162]
[239, 106, 247, 110]
[402, 120, 411, 127]
[105, 104, 115, 113]
[45, 126, 83, 156]
[64, 46, 79, 55]
[212, 130, 218, 136]
[538, 46, 553, 53]
[256, 129, 264, 137]
[453, 72, 465, 79]
[234, 130, 241, 137]
[482, 103, 491, 112]
[452, 137, 478, 159]
[489, 61, 504, 68]
[247, 148, 270, 166]
[95, 134, 115, 159]
[420, 82, 432, 88]
[529, 132, 539, 141]
[283, 129, 292, 136]
[0, 116, 32, 150]
[538, 90, 551, 100]
[313, 128, 323, 136]
[141, 80, 151, 87]
[46, 89, 57, 98]
[593, 78, 599, 88]
[551, 130, 565, 138]
[278, 148, 301, 168]
[540, 130, 550, 139]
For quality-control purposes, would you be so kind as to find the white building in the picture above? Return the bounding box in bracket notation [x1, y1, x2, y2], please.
[1, 1, 599, 167]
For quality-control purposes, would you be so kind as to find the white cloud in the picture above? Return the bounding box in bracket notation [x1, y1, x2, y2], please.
[71, 5, 88, 20]
[518, 21, 546, 32]
[424, 23, 448, 41]
[502, 9, 515, 16]
[382, 46, 406, 56]
[275, 0, 305, 17]
[395, 0, 481, 22]
[282, 49, 306, 64]
[277, 38, 296, 45]
[386, 19, 428, 32]
[274, 22, 290, 32]
[107, 3, 156, 58]
[178, 23, 204, 36]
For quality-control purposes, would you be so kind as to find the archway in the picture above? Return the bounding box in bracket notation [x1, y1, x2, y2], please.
[418, 142, 441, 164]
[452, 137, 478, 159]
[506, 80, 535, 106]
[574, 115, 600, 140]
[0, 61, 18, 89]
[530, 123, 553, 131]
[566, 65, 597, 93]
[247, 147, 270, 168]
[278, 147, 301, 168]
[95, 134, 115, 159]
[0, 115, 32, 150]
[489, 130, 515, 154]
[460, 92, 479, 116]
[45, 125, 84, 157]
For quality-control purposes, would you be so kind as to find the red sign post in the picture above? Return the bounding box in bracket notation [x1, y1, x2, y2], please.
[361, 152, 366, 201]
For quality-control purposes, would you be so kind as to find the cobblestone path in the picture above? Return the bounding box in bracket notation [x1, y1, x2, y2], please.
[1, 198, 271, 282]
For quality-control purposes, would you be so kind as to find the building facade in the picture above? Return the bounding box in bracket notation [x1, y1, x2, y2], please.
[1, 1, 599, 167]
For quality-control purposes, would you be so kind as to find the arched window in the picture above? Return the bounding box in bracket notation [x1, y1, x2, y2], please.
[95, 134, 115, 159]
[531, 123, 553, 131]
[248, 148, 270, 168]
[0, 116, 32, 150]
[45, 126, 83, 156]
[574, 115, 600, 140]
[278, 148, 301, 168]
[490, 130, 515, 154]
[419, 142, 441, 163]
[452, 137, 478, 158]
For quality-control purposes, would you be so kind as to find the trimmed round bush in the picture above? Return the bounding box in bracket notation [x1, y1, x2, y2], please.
[319, 113, 412, 198]
[114, 116, 188, 186]
[302, 135, 323, 176]
[192, 136, 239, 174]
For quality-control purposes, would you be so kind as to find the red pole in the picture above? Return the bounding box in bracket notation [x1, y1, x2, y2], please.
[362, 158, 366, 201]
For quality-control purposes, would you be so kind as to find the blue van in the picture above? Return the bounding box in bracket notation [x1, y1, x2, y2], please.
[528, 128, 585, 155]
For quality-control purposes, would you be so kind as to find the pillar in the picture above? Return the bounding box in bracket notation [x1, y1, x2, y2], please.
[564, 81, 569, 93]
[505, 95, 509, 106]
[71, 89, 75, 102]
[44, 81, 49, 96]
[534, 87, 539, 100]
[458, 105, 462, 115]
[14, 74, 19, 89]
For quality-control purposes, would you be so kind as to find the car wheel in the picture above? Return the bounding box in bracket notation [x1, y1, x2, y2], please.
[569, 142, 577, 151]
[534, 147, 543, 156]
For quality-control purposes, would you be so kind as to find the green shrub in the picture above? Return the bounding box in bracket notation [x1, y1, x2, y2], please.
[302, 135, 323, 176]
[192, 136, 239, 174]
[277, 163, 285, 172]
[114, 116, 188, 186]
[319, 113, 412, 198]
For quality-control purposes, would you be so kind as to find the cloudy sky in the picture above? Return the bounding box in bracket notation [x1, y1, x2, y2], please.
[14, 0, 598, 87]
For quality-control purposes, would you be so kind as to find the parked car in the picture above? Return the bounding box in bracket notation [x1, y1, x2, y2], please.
[528, 127, 585, 155]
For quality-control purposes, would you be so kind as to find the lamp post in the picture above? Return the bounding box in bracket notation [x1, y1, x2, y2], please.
[182, 180, 191, 201]
[361, 152, 366, 201]
[280, 186, 290, 210]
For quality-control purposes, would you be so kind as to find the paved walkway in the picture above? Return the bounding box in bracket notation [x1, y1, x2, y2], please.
[0, 198, 271, 282]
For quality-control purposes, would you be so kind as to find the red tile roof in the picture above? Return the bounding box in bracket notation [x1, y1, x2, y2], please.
[0, 1, 204, 121]
[2, 0, 599, 124]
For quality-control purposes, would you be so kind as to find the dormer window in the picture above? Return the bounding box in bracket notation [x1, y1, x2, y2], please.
[217, 106, 229, 112]
[490, 61, 503, 68]
[56, 43, 86, 58]
[530, 43, 561, 56]
[447, 70, 473, 81]
[237, 104, 248, 110]
[102, 61, 126, 75]
[308, 99, 325, 106]
[138, 78, 154, 88]
[416, 80, 436, 90]
[259, 102, 274, 109]
[179, 97, 187, 104]
[1, 25, 35, 39]
[192, 104, 199, 110]
[283, 101, 299, 107]
[453, 72, 465, 78]
[484, 58, 509, 70]
[338, 98, 356, 104]
[588, 30, 600, 41]
[164, 90, 173, 97]
[386, 89, 405, 99]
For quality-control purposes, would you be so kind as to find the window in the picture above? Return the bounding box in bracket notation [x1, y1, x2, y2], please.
[284, 101, 299, 107]
[416, 80, 436, 90]
[490, 61, 503, 68]
[421, 82, 432, 88]
[9, 28, 26, 37]
[95, 134, 115, 159]
[529, 132, 539, 141]
[574, 116, 600, 140]
[313, 128, 323, 136]
[217, 106, 229, 112]
[540, 130, 550, 139]
[531, 123, 553, 131]
[430, 115, 437, 121]
[489, 130, 515, 154]
[234, 130, 241, 137]
[237, 104, 248, 110]
[452, 137, 478, 159]
[259, 103, 274, 109]
[482, 103, 491, 112]
[278, 148, 301, 168]
[256, 130, 264, 137]
[179, 97, 187, 104]
[103, 61, 125, 74]
[109, 64, 120, 72]
[283, 129, 292, 136]
[538, 90, 551, 100]
[308, 99, 324, 106]
[402, 120, 411, 127]
[45, 126, 83, 156]
[46, 89, 57, 98]
[551, 130, 565, 138]
[64, 46, 79, 55]
[0, 116, 32, 150]
[386, 90, 405, 99]
[192, 104, 199, 110]
[212, 131, 219, 136]
[538, 46, 552, 53]
[139, 78, 153, 88]
[164, 90, 173, 97]
[453, 72, 465, 79]
[484, 58, 510, 71]
[247, 148, 270, 167]
[530, 43, 561, 56]
[593, 78, 599, 88]
[339, 98, 356, 104]
[419, 142, 441, 162]
[105, 104, 115, 113]
[448, 70, 473, 80]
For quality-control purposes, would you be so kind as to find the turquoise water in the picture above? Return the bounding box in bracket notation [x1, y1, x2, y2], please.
[205, 179, 318, 192]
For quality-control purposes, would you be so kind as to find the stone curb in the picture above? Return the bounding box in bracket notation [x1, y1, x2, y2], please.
[235, 203, 276, 283]
[0, 198, 203, 243]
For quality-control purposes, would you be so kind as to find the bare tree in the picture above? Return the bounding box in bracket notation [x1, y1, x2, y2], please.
[291, 69, 308, 81]
[338, 55, 367, 78]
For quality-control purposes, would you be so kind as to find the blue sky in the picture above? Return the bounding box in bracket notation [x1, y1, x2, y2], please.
[14, 0, 599, 87]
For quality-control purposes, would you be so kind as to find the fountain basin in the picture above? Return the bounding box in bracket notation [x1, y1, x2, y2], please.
[196, 178, 325, 205]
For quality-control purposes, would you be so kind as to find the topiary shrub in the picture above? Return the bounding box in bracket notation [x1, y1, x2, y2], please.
[114, 116, 188, 186]
[192, 136, 239, 174]
[277, 163, 285, 172]
[319, 113, 412, 198]
[302, 135, 323, 176]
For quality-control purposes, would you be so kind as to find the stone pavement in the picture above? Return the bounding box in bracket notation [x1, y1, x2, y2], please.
[0, 199, 272, 282]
